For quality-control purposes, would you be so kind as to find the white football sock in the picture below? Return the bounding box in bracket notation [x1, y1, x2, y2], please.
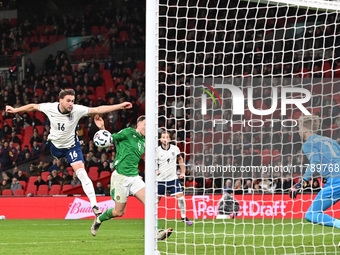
[76, 168, 97, 208]
[177, 196, 186, 218]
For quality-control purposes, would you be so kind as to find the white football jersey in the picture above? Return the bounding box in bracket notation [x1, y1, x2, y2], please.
[156, 144, 181, 181]
[39, 102, 89, 149]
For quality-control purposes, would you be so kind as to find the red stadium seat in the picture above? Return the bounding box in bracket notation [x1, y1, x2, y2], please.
[25, 186, 37, 195]
[2, 189, 13, 196]
[14, 189, 24, 196]
[96, 86, 106, 99]
[261, 149, 272, 165]
[62, 185, 73, 191]
[41, 172, 50, 181]
[38, 184, 49, 192]
[35, 112, 45, 124]
[24, 126, 34, 139]
[49, 185, 61, 195]
[5, 119, 13, 127]
[88, 170, 98, 181]
[28, 176, 39, 186]
[67, 167, 74, 176]
[61, 185, 74, 195]
[35, 125, 44, 135]
[19, 181, 27, 191]
[99, 171, 111, 178]
[37, 185, 49, 195]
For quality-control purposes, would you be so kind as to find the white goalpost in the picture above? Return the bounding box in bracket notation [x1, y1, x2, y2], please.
[145, 0, 159, 254]
[146, 0, 340, 254]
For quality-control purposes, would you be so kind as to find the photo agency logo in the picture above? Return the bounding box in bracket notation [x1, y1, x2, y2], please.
[200, 83, 312, 128]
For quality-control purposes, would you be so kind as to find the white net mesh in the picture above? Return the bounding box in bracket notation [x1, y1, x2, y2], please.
[157, 0, 340, 254]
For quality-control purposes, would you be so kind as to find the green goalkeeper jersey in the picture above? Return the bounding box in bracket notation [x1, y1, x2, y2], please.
[111, 127, 145, 177]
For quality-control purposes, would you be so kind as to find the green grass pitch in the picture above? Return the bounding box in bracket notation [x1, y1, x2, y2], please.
[0, 219, 339, 254]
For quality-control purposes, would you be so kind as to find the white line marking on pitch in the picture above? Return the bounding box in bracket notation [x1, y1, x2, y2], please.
[0, 241, 95, 245]
[285, 252, 338, 255]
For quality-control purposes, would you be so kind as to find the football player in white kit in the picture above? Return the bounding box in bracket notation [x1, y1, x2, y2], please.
[6, 89, 132, 216]
[156, 131, 192, 225]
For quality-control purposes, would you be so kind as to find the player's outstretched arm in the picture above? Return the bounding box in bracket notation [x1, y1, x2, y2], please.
[94, 114, 105, 130]
[88, 102, 132, 116]
[6, 104, 40, 114]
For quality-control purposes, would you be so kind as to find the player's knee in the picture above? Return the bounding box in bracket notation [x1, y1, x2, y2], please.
[305, 211, 312, 222]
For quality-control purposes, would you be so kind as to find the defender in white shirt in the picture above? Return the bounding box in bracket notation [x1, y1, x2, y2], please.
[156, 131, 192, 225]
[6, 89, 132, 216]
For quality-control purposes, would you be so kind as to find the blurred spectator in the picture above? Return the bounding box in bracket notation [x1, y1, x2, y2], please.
[223, 179, 233, 193]
[27, 163, 40, 177]
[243, 180, 253, 194]
[9, 132, 21, 144]
[25, 58, 35, 78]
[41, 135, 50, 153]
[18, 145, 31, 163]
[46, 174, 59, 189]
[259, 176, 272, 193]
[104, 182, 111, 196]
[1, 180, 11, 192]
[12, 113, 24, 127]
[84, 151, 97, 169]
[95, 181, 104, 194]
[22, 113, 32, 129]
[8, 141, 18, 164]
[98, 161, 111, 174]
[16, 170, 28, 182]
[51, 170, 61, 183]
[34, 176, 46, 188]
[8, 62, 18, 84]
[37, 161, 50, 172]
[0, 144, 11, 170]
[30, 129, 42, 146]
[49, 159, 62, 173]
[22, 152, 33, 165]
[61, 173, 71, 186]
[71, 172, 81, 187]
[11, 177, 22, 193]
[254, 184, 262, 194]
[31, 141, 42, 157]
[312, 179, 321, 192]
[283, 175, 295, 191]
[185, 177, 197, 188]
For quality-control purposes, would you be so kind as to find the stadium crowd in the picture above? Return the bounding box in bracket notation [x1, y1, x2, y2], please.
[0, 1, 145, 57]
[1, 0, 340, 197]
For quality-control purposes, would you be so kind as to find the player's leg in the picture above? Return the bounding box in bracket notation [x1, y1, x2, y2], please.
[63, 143, 100, 214]
[305, 188, 340, 228]
[134, 187, 145, 204]
[72, 162, 100, 214]
[91, 172, 129, 236]
[172, 179, 192, 225]
[91, 202, 127, 236]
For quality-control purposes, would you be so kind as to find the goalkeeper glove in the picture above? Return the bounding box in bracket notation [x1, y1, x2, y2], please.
[289, 179, 308, 199]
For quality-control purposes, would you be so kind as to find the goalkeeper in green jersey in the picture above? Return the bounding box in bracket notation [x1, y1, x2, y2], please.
[91, 115, 172, 240]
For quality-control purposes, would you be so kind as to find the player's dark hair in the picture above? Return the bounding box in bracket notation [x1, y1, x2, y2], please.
[59, 89, 75, 99]
[137, 115, 145, 123]
[161, 131, 170, 137]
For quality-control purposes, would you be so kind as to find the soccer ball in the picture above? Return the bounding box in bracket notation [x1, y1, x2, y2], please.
[0, 215, 6, 220]
[93, 130, 112, 148]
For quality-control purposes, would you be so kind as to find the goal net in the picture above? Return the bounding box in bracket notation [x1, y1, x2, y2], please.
[152, 0, 340, 254]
